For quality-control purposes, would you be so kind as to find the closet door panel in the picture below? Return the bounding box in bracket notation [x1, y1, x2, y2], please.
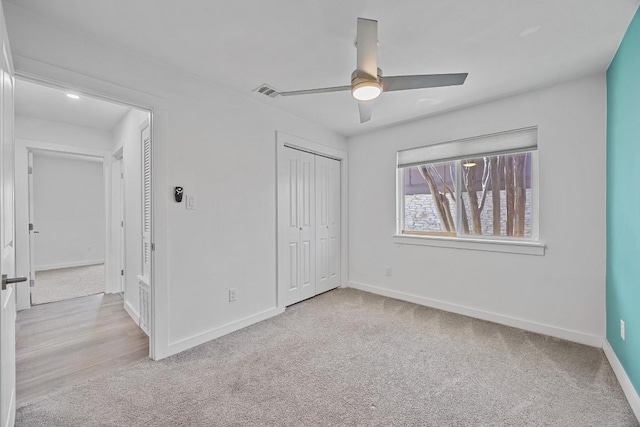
[299, 151, 316, 301]
[315, 156, 330, 293]
[328, 158, 341, 289]
[281, 147, 301, 306]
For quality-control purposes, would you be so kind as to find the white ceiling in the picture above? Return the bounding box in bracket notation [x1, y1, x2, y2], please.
[8, 0, 639, 136]
[15, 79, 131, 131]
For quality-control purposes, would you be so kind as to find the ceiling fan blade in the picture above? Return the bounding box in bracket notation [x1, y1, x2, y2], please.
[382, 73, 468, 92]
[358, 101, 373, 123]
[357, 18, 378, 79]
[279, 86, 351, 96]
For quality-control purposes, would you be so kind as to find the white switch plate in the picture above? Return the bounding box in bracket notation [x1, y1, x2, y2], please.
[621, 319, 625, 341]
[385, 267, 392, 277]
[186, 195, 196, 210]
[229, 288, 237, 302]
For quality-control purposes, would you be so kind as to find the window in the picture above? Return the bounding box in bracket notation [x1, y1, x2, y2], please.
[398, 127, 538, 242]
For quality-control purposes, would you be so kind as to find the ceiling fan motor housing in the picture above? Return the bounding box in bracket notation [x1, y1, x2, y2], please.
[351, 68, 383, 87]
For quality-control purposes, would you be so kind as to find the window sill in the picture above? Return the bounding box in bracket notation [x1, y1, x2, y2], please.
[392, 234, 545, 256]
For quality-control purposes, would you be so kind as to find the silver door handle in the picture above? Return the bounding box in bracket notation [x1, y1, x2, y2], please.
[2, 274, 28, 290]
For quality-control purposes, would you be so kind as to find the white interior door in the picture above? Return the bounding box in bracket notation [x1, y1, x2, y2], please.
[141, 124, 151, 282]
[27, 152, 35, 299]
[118, 160, 125, 293]
[298, 150, 315, 301]
[111, 156, 125, 293]
[279, 147, 300, 305]
[0, 15, 18, 426]
[316, 156, 340, 294]
[315, 156, 340, 294]
[279, 147, 316, 306]
[327, 158, 341, 289]
[315, 156, 330, 294]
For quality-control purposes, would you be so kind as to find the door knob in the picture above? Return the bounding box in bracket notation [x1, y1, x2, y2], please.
[2, 274, 27, 290]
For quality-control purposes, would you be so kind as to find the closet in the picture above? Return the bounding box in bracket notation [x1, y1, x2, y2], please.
[278, 146, 341, 306]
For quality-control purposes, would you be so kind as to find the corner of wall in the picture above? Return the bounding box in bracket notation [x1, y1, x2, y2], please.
[603, 340, 640, 422]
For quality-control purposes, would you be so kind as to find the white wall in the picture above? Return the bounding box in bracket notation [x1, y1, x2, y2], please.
[348, 74, 607, 345]
[16, 115, 113, 151]
[4, 4, 348, 358]
[32, 152, 105, 270]
[112, 109, 148, 320]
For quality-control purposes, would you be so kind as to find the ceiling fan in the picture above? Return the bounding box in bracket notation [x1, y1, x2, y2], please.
[277, 18, 468, 124]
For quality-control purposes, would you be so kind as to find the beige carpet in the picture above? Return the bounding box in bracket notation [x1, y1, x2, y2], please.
[16, 288, 639, 426]
[33, 264, 105, 305]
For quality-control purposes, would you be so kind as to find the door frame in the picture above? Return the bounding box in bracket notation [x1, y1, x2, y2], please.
[16, 142, 111, 308]
[12, 70, 162, 359]
[275, 131, 349, 310]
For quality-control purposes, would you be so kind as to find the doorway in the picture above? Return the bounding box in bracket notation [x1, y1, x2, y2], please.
[28, 150, 107, 305]
[13, 77, 153, 403]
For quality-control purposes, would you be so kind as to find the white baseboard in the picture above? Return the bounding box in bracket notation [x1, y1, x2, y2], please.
[124, 300, 140, 325]
[347, 281, 603, 347]
[165, 307, 285, 358]
[36, 259, 104, 272]
[603, 340, 640, 422]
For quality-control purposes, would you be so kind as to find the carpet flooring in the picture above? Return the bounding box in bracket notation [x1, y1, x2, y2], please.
[33, 264, 105, 305]
[16, 288, 639, 426]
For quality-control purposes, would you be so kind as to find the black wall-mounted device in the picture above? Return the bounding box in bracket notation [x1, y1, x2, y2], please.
[174, 186, 184, 203]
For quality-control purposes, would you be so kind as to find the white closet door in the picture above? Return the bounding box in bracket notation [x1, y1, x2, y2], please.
[279, 147, 339, 306]
[315, 156, 330, 293]
[298, 150, 316, 301]
[280, 147, 301, 305]
[280, 147, 315, 306]
[327, 158, 341, 289]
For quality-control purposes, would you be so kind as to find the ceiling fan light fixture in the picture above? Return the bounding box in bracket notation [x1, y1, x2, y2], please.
[351, 80, 382, 101]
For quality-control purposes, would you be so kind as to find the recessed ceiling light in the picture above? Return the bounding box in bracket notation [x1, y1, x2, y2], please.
[462, 161, 476, 168]
[519, 26, 541, 38]
[66, 94, 80, 100]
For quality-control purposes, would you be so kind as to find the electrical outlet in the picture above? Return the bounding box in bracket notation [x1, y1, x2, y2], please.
[229, 288, 237, 302]
[621, 319, 625, 341]
[385, 267, 392, 277]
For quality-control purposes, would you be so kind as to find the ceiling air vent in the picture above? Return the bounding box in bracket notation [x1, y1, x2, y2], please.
[253, 84, 280, 98]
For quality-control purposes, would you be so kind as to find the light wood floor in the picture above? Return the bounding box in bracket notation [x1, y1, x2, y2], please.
[16, 293, 149, 405]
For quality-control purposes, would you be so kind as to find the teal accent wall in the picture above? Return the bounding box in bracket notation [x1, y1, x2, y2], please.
[607, 6, 640, 394]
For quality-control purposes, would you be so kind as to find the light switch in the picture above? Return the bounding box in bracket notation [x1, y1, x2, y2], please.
[186, 195, 196, 210]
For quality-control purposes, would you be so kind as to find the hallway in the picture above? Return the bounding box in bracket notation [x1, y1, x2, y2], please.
[16, 293, 148, 405]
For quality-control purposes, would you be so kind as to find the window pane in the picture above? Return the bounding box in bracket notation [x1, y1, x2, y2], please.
[403, 161, 457, 234]
[459, 153, 532, 237]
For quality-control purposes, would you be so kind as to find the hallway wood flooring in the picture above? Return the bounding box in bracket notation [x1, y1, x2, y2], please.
[16, 293, 149, 405]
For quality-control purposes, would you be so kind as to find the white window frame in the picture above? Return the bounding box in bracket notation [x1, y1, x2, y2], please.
[394, 128, 544, 256]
